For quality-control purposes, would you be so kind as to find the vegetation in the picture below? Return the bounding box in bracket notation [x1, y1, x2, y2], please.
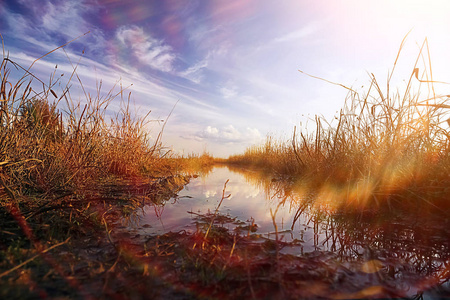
[0, 44, 204, 298]
[1, 36, 450, 299]
[227, 38, 450, 211]
[172, 152, 216, 176]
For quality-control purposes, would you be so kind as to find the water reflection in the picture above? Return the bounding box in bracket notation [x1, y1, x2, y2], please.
[137, 165, 450, 296]
[140, 166, 311, 242]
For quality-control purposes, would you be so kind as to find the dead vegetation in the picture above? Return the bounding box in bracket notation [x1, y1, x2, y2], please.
[0, 40, 197, 298]
[227, 37, 450, 211]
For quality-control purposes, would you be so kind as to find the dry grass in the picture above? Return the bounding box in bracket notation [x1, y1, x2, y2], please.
[0, 47, 176, 199]
[227, 38, 450, 210]
[171, 151, 216, 176]
[0, 41, 196, 296]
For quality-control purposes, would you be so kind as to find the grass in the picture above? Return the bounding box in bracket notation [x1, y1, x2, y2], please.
[227, 37, 450, 212]
[0, 46, 179, 234]
[0, 41, 201, 298]
[172, 151, 216, 176]
[2, 35, 450, 299]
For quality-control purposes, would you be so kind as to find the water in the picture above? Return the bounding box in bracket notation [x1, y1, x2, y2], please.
[138, 166, 318, 248]
[135, 165, 450, 296]
[138, 165, 450, 249]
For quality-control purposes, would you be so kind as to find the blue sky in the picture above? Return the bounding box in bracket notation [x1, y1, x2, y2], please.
[2, 0, 450, 157]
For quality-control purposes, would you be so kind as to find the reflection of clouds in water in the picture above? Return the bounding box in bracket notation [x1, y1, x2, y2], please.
[244, 187, 261, 198]
[204, 189, 217, 198]
[187, 180, 205, 189]
[187, 168, 263, 200]
[227, 181, 261, 199]
[140, 167, 298, 237]
[176, 167, 288, 233]
[139, 166, 450, 293]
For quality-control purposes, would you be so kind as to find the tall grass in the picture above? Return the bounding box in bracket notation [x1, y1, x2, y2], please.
[0, 41, 196, 298]
[228, 38, 450, 209]
[0, 43, 187, 243]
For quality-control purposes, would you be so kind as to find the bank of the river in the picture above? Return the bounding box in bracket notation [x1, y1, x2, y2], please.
[225, 70, 450, 215]
[0, 53, 214, 299]
[0, 171, 197, 298]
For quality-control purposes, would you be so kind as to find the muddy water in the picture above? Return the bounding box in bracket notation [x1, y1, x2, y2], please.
[136, 165, 450, 296]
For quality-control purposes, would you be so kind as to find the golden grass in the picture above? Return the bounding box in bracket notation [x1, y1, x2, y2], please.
[0, 38, 197, 257]
[0, 40, 205, 298]
[227, 37, 450, 210]
[169, 151, 216, 176]
[0, 50, 175, 199]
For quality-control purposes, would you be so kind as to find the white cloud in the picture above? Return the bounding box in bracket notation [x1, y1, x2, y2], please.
[116, 25, 176, 72]
[205, 126, 219, 137]
[222, 125, 240, 140]
[204, 189, 217, 198]
[191, 125, 262, 144]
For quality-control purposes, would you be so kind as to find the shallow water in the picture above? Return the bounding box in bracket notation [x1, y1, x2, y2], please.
[138, 166, 319, 247]
[135, 165, 450, 297]
[138, 165, 450, 248]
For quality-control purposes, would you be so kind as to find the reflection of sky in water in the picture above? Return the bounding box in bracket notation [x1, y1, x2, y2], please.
[139, 166, 324, 251]
[136, 166, 450, 295]
[139, 165, 450, 261]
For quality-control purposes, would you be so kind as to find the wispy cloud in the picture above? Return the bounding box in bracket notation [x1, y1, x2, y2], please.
[219, 83, 238, 99]
[274, 22, 321, 43]
[116, 25, 176, 72]
[2, 0, 106, 57]
[178, 58, 208, 84]
[11, 1, 90, 38]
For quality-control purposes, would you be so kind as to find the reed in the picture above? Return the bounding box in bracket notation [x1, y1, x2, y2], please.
[227, 38, 450, 209]
[172, 151, 216, 175]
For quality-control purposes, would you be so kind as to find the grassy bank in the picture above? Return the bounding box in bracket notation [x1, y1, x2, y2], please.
[0, 46, 205, 298]
[0, 49, 178, 219]
[227, 39, 450, 211]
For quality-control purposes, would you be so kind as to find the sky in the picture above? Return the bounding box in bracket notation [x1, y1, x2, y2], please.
[2, 0, 450, 157]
